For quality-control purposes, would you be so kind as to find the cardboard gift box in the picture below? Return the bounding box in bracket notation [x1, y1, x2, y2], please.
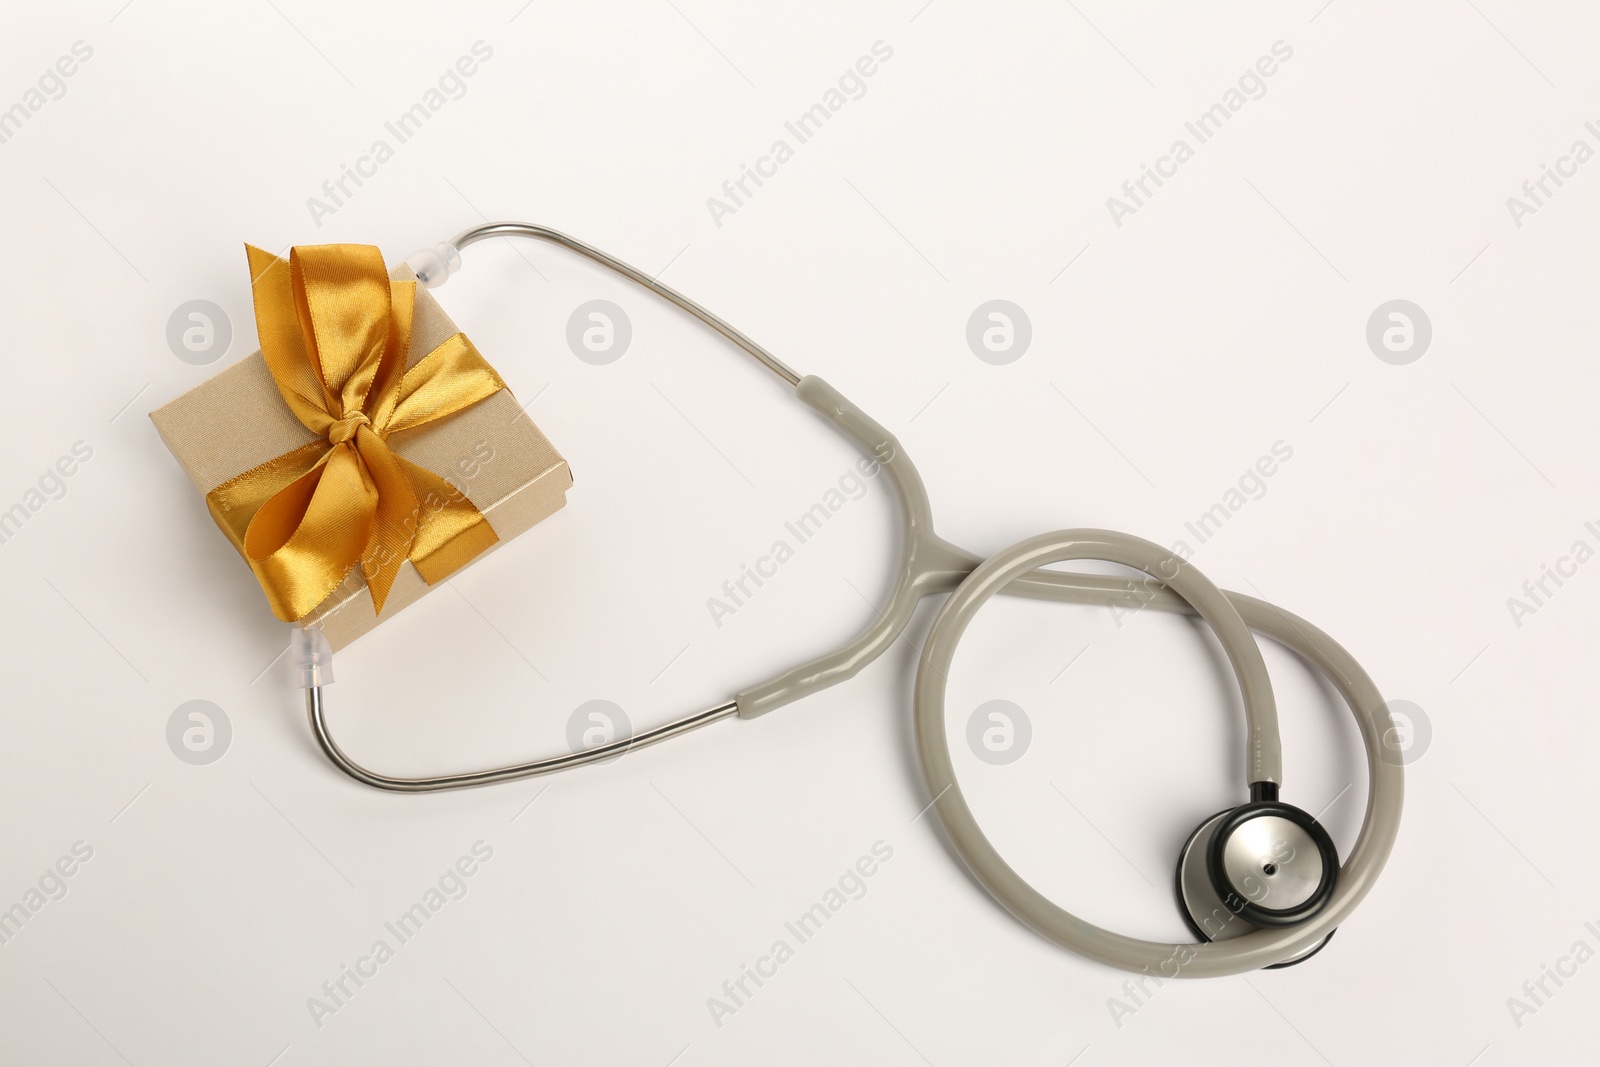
[151, 258, 570, 650]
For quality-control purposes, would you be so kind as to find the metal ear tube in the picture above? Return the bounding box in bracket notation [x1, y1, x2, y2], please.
[291, 221, 1402, 975]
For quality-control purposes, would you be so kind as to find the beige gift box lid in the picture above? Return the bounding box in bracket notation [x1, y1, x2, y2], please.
[150, 267, 570, 650]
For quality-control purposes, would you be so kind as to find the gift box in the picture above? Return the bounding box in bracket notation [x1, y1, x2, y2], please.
[150, 244, 571, 650]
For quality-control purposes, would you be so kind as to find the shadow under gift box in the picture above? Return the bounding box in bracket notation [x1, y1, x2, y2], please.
[149, 266, 571, 651]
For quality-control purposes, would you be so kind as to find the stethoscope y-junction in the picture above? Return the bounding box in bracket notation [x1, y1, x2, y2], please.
[289, 221, 1403, 977]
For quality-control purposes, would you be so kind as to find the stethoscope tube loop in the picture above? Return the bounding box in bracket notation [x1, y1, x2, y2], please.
[913, 529, 1403, 976]
[291, 222, 1402, 973]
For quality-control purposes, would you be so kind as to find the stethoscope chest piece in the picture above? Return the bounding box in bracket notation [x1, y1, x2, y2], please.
[913, 526, 1402, 976]
[280, 223, 1404, 977]
[1176, 804, 1338, 969]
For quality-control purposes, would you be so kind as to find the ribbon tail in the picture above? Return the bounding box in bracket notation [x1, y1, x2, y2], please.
[399, 456, 499, 585]
[227, 242, 511, 623]
[239, 443, 378, 622]
[354, 426, 422, 615]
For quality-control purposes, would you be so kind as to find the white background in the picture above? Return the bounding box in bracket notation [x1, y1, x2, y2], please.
[2, 1, 1597, 1064]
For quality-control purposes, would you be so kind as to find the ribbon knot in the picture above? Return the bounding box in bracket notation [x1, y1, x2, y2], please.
[327, 411, 371, 445]
[204, 243, 510, 622]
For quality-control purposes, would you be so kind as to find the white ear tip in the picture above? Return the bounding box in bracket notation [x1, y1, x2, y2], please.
[404, 242, 461, 288]
[290, 625, 335, 688]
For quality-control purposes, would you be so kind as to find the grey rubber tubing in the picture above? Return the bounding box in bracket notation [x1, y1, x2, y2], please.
[305, 223, 1401, 973]
[915, 530, 1403, 976]
[329, 223, 1292, 789]
[737, 377, 1282, 789]
[760, 380, 1400, 974]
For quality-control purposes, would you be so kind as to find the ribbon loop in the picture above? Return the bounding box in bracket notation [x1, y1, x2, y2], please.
[208, 244, 508, 622]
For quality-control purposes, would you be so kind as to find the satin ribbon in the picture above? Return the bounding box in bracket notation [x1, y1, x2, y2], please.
[205, 243, 505, 622]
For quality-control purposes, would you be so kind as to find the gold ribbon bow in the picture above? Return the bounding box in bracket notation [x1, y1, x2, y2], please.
[205, 243, 505, 622]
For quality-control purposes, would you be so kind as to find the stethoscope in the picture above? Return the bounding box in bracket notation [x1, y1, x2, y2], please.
[288, 221, 1403, 978]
